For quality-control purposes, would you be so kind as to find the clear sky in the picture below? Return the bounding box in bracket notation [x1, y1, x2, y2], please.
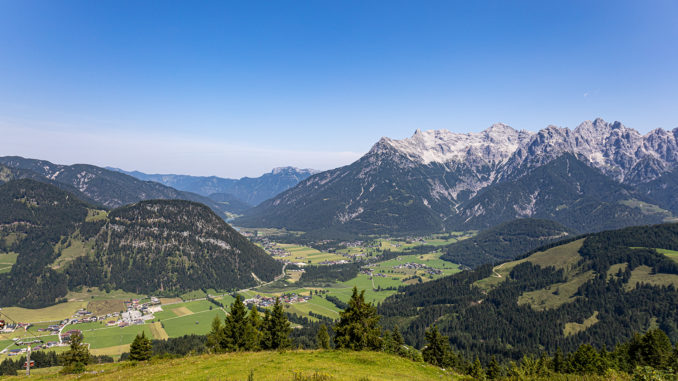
[1, 1, 677, 178]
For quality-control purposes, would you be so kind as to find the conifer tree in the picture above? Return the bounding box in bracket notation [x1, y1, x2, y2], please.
[61, 332, 90, 373]
[267, 297, 291, 350]
[224, 295, 251, 351]
[261, 308, 272, 350]
[207, 315, 226, 353]
[129, 331, 153, 361]
[316, 324, 330, 350]
[392, 325, 405, 355]
[334, 287, 382, 350]
[469, 356, 485, 380]
[382, 330, 394, 353]
[422, 325, 453, 368]
[245, 305, 262, 351]
[486, 355, 502, 379]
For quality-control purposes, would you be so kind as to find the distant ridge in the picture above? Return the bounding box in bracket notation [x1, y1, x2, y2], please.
[108, 166, 318, 206]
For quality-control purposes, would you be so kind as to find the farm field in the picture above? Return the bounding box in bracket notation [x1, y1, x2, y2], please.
[0, 252, 17, 274]
[656, 248, 678, 263]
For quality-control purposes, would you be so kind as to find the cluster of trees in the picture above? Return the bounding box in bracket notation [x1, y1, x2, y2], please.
[441, 218, 576, 268]
[206, 296, 291, 352]
[421, 326, 678, 379]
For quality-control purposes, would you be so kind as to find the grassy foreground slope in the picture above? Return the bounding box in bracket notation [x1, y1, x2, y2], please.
[14, 351, 461, 381]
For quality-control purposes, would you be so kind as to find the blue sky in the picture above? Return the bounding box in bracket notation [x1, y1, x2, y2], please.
[1, 1, 677, 177]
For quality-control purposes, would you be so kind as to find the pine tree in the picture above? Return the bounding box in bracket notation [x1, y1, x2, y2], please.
[486, 355, 502, 380]
[267, 297, 291, 350]
[333, 287, 382, 350]
[129, 331, 153, 361]
[207, 315, 226, 353]
[261, 308, 272, 350]
[382, 330, 394, 353]
[422, 325, 453, 368]
[224, 295, 252, 351]
[245, 305, 262, 351]
[316, 324, 330, 350]
[469, 356, 485, 380]
[61, 331, 90, 373]
[552, 347, 564, 373]
[392, 325, 406, 356]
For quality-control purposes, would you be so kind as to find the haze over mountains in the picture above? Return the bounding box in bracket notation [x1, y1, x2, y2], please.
[237, 118, 678, 235]
[109, 166, 318, 206]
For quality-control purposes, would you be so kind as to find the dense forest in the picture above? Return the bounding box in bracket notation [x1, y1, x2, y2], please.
[379, 222, 678, 364]
[441, 218, 576, 268]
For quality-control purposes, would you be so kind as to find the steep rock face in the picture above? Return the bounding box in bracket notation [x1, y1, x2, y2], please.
[239, 119, 678, 234]
[453, 154, 666, 232]
[500, 119, 678, 184]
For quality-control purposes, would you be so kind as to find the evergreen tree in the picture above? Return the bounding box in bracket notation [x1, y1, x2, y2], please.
[392, 326, 406, 356]
[334, 287, 382, 350]
[129, 331, 153, 361]
[316, 324, 330, 350]
[552, 347, 564, 373]
[207, 315, 226, 353]
[630, 328, 673, 369]
[486, 355, 502, 380]
[61, 332, 90, 373]
[567, 344, 606, 375]
[422, 325, 455, 368]
[245, 305, 262, 351]
[0, 358, 16, 376]
[261, 308, 272, 350]
[267, 297, 291, 350]
[382, 330, 395, 354]
[224, 295, 251, 351]
[469, 356, 486, 380]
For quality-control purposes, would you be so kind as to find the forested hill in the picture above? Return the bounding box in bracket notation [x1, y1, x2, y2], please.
[441, 218, 576, 268]
[379, 222, 678, 362]
[0, 179, 281, 308]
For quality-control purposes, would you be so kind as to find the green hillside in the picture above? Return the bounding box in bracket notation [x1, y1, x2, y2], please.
[379, 222, 678, 362]
[11, 351, 462, 380]
[441, 218, 576, 268]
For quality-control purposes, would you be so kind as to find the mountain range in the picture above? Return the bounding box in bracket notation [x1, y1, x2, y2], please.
[0, 156, 238, 218]
[109, 166, 317, 206]
[236, 118, 678, 235]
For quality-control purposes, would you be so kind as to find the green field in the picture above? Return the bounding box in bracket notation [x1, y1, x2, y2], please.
[162, 309, 227, 337]
[84, 325, 153, 349]
[656, 248, 678, 263]
[625, 265, 678, 291]
[564, 311, 600, 337]
[474, 238, 584, 291]
[518, 270, 594, 311]
[0, 252, 17, 274]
